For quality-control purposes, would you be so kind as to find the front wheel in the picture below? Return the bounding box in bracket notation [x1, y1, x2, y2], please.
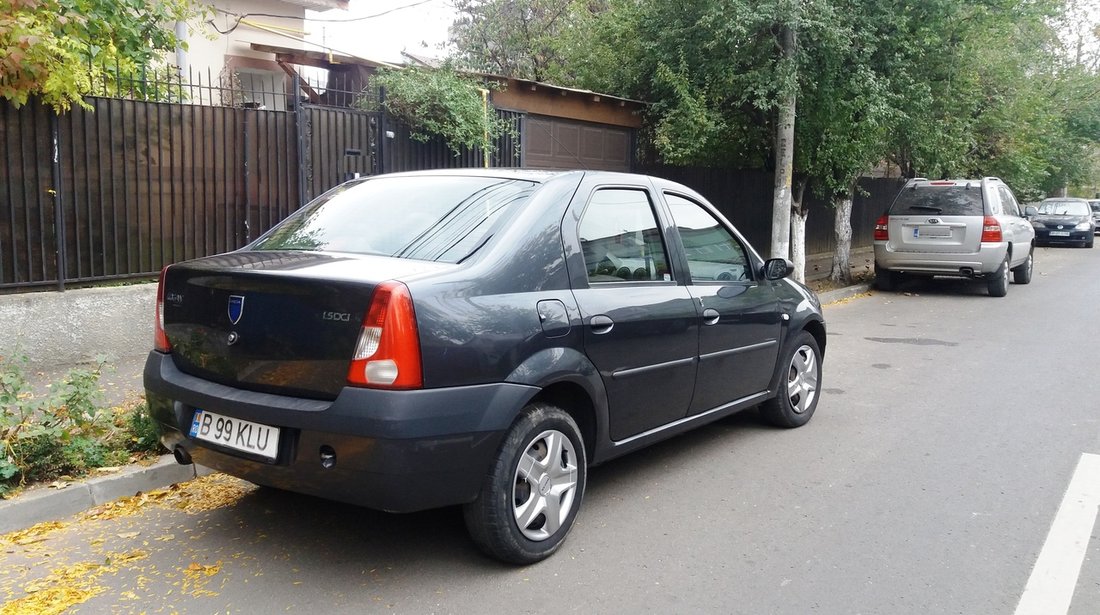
[464, 402, 586, 564]
[760, 331, 822, 428]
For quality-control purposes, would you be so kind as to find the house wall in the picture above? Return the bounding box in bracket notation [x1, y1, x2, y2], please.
[181, 0, 309, 85]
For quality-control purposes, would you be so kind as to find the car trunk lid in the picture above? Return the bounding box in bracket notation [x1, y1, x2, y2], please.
[161, 251, 448, 399]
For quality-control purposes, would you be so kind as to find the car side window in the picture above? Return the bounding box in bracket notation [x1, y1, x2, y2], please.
[999, 187, 1021, 217]
[664, 193, 752, 283]
[578, 189, 672, 283]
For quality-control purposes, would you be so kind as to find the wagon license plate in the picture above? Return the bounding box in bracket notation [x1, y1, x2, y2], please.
[1049, 231, 1071, 237]
[189, 410, 279, 460]
[916, 226, 951, 238]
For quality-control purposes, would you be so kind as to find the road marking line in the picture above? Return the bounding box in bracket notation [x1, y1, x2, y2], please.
[1015, 453, 1100, 615]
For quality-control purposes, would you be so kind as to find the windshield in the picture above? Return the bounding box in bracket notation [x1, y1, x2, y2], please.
[889, 185, 984, 216]
[251, 176, 537, 263]
[1036, 200, 1090, 216]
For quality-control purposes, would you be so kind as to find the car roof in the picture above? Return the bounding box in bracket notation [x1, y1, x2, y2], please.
[1041, 197, 1088, 202]
[374, 168, 656, 184]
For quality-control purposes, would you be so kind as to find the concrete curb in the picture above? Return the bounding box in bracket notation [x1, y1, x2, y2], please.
[0, 456, 213, 534]
[818, 283, 873, 306]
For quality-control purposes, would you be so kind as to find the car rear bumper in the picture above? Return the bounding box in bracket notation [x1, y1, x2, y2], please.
[873, 242, 1005, 276]
[144, 351, 538, 513]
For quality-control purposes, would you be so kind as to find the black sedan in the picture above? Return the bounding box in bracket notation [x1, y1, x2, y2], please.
[1031, 198, 1095, 247]
[144, 170, 826, 564]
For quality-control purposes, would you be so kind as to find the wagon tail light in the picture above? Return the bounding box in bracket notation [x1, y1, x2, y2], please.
[980, 216, 1003, 243]
[873, 215, 889, 241]
[154, 267, 171, 352]
[348, 281, 423, 389]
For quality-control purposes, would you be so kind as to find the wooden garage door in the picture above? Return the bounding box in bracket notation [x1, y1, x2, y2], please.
[524, 115, 632, 171]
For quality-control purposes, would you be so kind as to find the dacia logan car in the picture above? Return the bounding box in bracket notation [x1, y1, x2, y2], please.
[144, 170, 826, 564]
[873, 177, 1035, 296]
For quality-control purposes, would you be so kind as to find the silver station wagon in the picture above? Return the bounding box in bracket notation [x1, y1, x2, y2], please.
[873, 177, 1036, 297]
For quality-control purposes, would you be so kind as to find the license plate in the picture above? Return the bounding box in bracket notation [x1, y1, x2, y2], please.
[189, 410, 279, 460]
[1049, 231, 1071, 237]
[916, 226, 951, 238]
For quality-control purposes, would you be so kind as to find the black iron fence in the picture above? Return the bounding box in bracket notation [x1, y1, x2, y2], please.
[640, 165, 903, 256]
[0, 67, 523, 292]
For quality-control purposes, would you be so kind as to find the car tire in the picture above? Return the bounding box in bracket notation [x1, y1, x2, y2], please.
[988, 254, 1010, 297]
[463, 402, 586, 565]
[760, 331, 822, 429]
[874, 266, 897, 291]
[1088, 237, 1095, 248]
[1011, 248, 1033, 284]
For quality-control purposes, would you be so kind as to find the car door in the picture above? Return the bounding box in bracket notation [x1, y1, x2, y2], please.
[997, 186, 1034, 267]
[661, 192, 783, 414]
[565, 182, 699, 441]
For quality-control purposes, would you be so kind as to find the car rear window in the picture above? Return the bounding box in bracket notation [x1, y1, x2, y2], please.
[251, 176, 537, 263]
[889, 185, 985, 216]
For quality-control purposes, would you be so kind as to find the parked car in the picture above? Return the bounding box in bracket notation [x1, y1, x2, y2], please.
[1031, 198, 1095, 248]
[1087, 200, 1100, 235]
[144, 170, 827, 564]
[873, 177, 1035, 297]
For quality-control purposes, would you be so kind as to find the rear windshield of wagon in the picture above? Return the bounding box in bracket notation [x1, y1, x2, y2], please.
[252, 176, 538, 263]
[889, 185, 985, 216]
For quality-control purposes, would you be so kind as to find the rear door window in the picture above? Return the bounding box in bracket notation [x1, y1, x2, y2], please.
[889, 186, 985, 216]
[578, 189, 671, 283]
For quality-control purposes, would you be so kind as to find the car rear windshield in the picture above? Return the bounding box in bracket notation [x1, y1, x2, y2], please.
[251, 176, 537, 262]
[889, 185, 985, 216]
[1037, 200, 1090, 216]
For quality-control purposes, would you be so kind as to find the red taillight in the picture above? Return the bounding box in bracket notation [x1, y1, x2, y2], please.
[347, 281, 422, 389]
[980, 216, 1003, 243]
[154, 266, 171, 352]
[874, 215, 889, 241]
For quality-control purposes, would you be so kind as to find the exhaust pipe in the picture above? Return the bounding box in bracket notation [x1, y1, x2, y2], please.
[173, 445, 193, 466]
[960, 267, 974, 276]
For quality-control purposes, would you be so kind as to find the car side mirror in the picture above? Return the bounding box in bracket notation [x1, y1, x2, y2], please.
[1024, 206, 1038, 218]
[762, 258, 794, 281]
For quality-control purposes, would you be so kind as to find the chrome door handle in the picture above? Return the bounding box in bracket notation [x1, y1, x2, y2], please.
[589, 314, 615, 335]
[702, 308, 720, 325]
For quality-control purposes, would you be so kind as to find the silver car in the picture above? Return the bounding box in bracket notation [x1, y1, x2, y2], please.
[873, 177, 1035, 297]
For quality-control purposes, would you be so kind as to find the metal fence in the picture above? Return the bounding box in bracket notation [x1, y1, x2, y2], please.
[0, 67, 524, 292]
[640, 165, 903, 256]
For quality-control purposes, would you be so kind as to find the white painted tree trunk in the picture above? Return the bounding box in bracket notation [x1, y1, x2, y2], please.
[790, 205, 807, 284]
[829, 193, 853, 285]
[770, 27, 797, 261]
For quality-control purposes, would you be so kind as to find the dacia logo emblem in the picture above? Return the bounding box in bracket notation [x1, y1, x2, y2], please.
[228, 295, 245, 325]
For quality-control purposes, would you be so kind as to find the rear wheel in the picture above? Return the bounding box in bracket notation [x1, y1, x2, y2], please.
[464, 402, 586, 564]
[760, 331, 822, 428]
[987, 254, 1010, 297]
[1011, 248, 1033, 284]
[874, 266, 897, 291]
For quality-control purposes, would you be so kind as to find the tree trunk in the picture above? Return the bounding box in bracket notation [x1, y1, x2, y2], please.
[829, 189, 854, 285]
[790, 178, 808, 284]
[770, 26, 797, 260]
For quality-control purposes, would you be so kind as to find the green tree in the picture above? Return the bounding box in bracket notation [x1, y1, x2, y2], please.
[0, 0, 196, 111]
[449, 0, 588, 83]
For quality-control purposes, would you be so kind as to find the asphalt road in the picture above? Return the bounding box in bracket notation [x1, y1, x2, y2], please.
[2, 244, 1098, 614]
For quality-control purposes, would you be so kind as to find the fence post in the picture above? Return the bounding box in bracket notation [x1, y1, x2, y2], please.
[50, 112, 67, 291]
[378, 86, 387, 175]
[294, 73, 307, 207]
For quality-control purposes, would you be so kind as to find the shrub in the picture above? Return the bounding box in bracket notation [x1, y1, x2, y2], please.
[0, 354, 163, 498]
